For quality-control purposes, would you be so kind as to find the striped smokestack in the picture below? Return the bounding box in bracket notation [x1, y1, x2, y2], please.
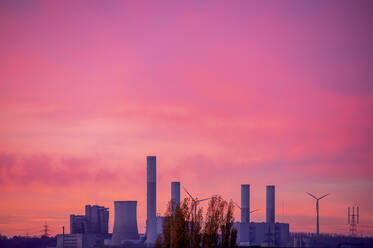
[146, 156, 157, 244]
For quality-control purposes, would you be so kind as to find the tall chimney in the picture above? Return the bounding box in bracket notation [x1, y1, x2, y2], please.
[241, 184, 250, 223]
[171, 181, 180, 213]
[266, 185, 275, 224]
[146, 156, 157, 244]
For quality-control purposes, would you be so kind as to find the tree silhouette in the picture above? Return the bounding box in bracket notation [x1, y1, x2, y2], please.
[203, 195, 226, 248]
[159, 195, 237, 248]
[230, 228, 238, 248]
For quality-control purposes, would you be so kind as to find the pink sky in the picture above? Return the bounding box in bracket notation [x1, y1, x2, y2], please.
[0, 0, 373, 237]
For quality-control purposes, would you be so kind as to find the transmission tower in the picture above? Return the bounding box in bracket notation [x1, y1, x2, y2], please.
[43, 222, 50, 237]
[348, 206, 359, 237]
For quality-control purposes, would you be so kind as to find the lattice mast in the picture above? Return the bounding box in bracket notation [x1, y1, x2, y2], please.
[43, 222, 50, 237]
[348, 206, 359, 237]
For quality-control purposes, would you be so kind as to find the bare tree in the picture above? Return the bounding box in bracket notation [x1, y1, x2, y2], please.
[203, 195, 226, 248]
[160, 195, 237, 248]
[162, 202, 172, 248]
[190, 207, 203, 248]
[221, 200, 234, 247]
[161, 198, 193, 248]
[172, 199, 190, 248]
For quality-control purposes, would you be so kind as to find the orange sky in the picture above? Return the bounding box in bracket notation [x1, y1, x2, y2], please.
[0, 0, 373, 237]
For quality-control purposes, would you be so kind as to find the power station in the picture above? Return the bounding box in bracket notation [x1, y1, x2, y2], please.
[56, 155, 292, 247]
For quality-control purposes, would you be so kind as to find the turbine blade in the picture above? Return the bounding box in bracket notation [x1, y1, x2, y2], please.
[250, 209, 259, 214]
[318, 193, 329, 200]
[183, 187, 195, 201]
[233, 201, 241, 209]
[197, 198, 210, 203]
[306, 192, 317, 200]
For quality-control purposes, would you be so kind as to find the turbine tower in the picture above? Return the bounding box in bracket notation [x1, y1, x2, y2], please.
[183, 187, 210, 223]
[306, 192, 329, 235]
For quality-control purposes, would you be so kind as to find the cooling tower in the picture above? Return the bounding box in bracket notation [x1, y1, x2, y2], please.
[266, 185, 275, 224]
[171, 181, 180, 213]
[146, 156, 157, 244]
[241, 184, 250, 223]
[111, 201, 139, 245]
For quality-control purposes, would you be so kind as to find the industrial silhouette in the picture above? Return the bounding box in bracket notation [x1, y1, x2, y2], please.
[50, 156, 368, 248]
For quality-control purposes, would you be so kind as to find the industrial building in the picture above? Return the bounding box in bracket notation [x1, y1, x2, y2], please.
[56, 233, 109, 248]
[70, 205, 109, 235]
[70, 215, 87, 235]
[236, 185, 291, 247]
[57, 205, 110, 248]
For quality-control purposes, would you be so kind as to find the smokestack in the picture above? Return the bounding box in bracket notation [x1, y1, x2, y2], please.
[266, 185, 275, 224]
[241, 184, 250, 223]
[146, 156, 157, 244]
[171, 181, 180, 213]
[112, 201, 139, 245]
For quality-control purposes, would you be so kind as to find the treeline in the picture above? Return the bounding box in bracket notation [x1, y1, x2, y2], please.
[155, 195, 238, 248]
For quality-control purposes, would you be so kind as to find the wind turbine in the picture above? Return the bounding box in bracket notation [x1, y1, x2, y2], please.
[306, 192, 329, 236]
[232, 201, 259, 214]
[183, 187, 210, 222]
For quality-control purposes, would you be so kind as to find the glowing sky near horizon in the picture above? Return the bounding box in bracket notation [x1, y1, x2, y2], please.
[1, 0, 373, 237]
